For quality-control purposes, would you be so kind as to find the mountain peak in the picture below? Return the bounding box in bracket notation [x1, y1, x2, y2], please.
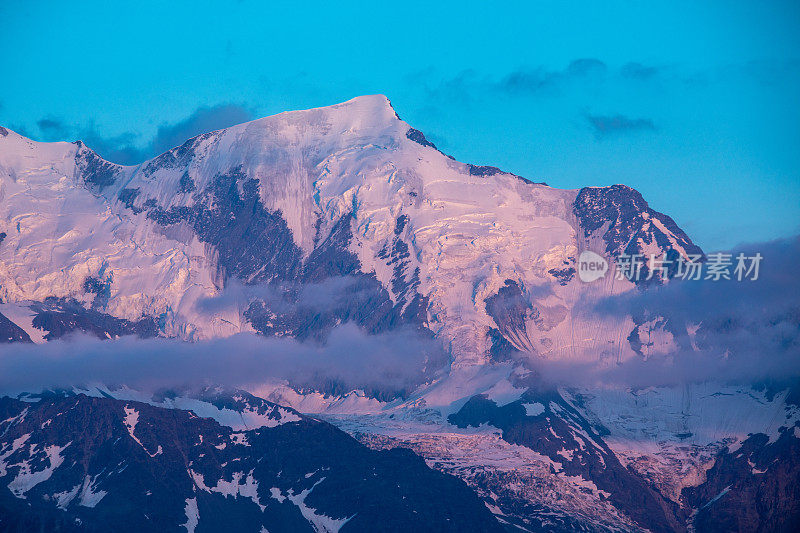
[335, 94, 397, 115]
[300, 93, 402, 130]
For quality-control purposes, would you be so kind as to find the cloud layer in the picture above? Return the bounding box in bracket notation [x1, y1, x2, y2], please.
[533, 236, 800, 388]
[585, 113, 656, 138]
[0, 323, 445, 400]
[2, 232, 797, 397]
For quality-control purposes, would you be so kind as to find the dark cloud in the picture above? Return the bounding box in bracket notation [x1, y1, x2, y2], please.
[30, 118, 143, 161]
[500, 58, 607, 95]
[24, 104, 255, 165]
[148, 104, 254, 157]
[565, 58, 607, 77]
[78, 129, 148, 165]
[585, 113, 656, 138]
[0, 323, 447, 400]
[500, 68, 558, 94]
[414, 59, 612, 103]
[620, 62, 659, 80]
[36, 117, 70, 139]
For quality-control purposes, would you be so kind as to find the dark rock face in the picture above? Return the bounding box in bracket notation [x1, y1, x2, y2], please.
[465, 163, 539, 184]
[118, 187, 143, 213]
[303, 214, 363, 282]
[574, 185, 703, 283]
[178, 172, 196, 193]
[83, 273, 113, 310]
[466, 164, 504, 177]
[141, 132, 220, 177]
[0, 312, 31, 343]
[148, 168, 304, 285]
[0, 231, 6, 245]
[375, 215, 427, 322]
[0, 394, 504, 533]
[626, 322, 647, 357]
[0, 126, 8, 137]
[682, 422, 800, 532]
[449, 391, 683, 533]
[74, 143, 122, 189]
[30, 298, 158, 341]
[484, 280, 538, 354]
[547, 266, 576, 286]
[486, 327, 521, 362]
[244, 213, 430, 345]
[405, 128, 437, 149]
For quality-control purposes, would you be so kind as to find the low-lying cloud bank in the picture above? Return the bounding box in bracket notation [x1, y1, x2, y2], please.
[540, 236, 800, 389]
[195, 276, 362, 316]
[0, 323, 444, 399]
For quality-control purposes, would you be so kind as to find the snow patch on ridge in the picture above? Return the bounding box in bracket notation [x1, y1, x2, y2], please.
[182, 497, 199, 533]
[271, 478, 355, 533]
[123, 405, 163, 457]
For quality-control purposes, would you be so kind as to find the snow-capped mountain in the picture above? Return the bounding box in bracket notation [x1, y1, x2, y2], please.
[0, 95, 697, 361]
[1, 97, 797, 532]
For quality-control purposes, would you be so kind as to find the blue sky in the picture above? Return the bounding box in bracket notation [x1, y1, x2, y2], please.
[1, 0, 798, 250]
